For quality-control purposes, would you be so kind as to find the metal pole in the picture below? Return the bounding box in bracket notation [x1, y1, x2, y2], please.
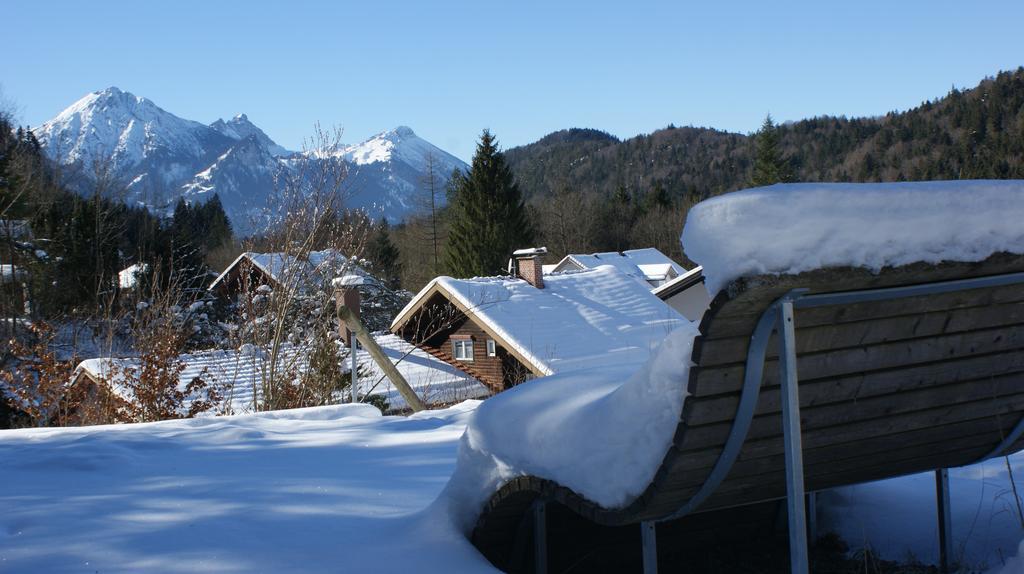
[779, 299, 810, 574]
[350, 331, 358, 403]
[534, 500, 547, 574]
[807, 492, 818, 545]
[935, 468, 953, 573]
[641, 521, 658, 574]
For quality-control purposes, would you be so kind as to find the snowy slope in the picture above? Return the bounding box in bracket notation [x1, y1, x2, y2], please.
[33, 89, 468, 233]
[178, 136, 283, 233]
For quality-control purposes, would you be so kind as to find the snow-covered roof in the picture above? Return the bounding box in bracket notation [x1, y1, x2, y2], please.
[651, 265, 704, 299]
[117, 263, 149, 289]
[364, 334, 490, 409]
[73, 334, 488, 414]
[681, 180, 1024, 294]
[392, 265, 685, 376]
[209, 249, 370, 292]
[551, 248, 686, 287]
[73, 346, 305, 413]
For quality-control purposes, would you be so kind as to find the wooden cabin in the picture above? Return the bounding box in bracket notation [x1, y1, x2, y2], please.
[391, 249, 686, 392]
[208, 250, 367, 300]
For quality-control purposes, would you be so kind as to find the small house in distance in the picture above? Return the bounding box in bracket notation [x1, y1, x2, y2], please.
[391, 249, 686, 392]
[545, 247, 684, 288]
[652, 265, 711, 322]
[209, 249, 370, 299]
[546, 247, 711, 322]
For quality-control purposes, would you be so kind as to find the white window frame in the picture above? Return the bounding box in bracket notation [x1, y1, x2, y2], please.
[453, 339, 474, 361]
[486, 339, 496, 357]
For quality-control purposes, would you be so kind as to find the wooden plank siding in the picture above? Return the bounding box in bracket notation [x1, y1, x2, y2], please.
[436, 317, 506, 392]
[471, 252, 1024, 571]
[394, 292, 535, 393]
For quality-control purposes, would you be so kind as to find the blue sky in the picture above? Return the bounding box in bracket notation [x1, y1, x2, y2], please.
[3, 0, 1023, 162]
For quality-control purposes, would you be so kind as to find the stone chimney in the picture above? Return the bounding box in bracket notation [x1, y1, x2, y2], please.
[513, 247, 547, 289]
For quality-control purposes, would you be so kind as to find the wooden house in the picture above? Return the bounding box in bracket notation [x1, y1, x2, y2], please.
[545, 247, 685, 288]
[209, 249, 368, 299]
[391, 249, 686, 392]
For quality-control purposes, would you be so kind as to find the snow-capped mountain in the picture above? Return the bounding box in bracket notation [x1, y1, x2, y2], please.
[33, 88, 467, 234]
[336, 126, 466, 217]
[209, 114, 291, 157]
[34, 87, 233, 205]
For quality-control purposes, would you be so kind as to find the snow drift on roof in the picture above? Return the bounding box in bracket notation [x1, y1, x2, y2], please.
[682, 180, 1024, 294]
[442, 323, 699, 531]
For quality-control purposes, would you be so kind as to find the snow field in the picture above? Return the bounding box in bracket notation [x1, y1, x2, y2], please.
[0, 402, 497, 574]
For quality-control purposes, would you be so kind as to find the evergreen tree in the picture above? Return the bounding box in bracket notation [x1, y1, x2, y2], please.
[751, 114, 793, 187]
[168, 200, 207, 289]
[642, 181, 672, 213]
[366, 218, 401, 289]
[443, 130, 532, 277]
[198, 195, 233, 252]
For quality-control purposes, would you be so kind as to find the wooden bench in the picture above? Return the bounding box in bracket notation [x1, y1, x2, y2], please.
[471, 252, 1024, 573]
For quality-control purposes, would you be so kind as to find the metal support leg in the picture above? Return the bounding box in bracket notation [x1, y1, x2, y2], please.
[641, 521, 658, 574]
[935, 469, 953, 573]
[534, 500, 547, 574]
[807, 491, 818, 545]
[350, 333, 359, 403]
[779, 299, 810, 574]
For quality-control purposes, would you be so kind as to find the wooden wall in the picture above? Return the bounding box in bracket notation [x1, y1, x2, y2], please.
[397, 293, 530, 393]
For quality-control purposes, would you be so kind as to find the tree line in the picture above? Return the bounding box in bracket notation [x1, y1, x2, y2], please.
[391, 67, 1024, 288]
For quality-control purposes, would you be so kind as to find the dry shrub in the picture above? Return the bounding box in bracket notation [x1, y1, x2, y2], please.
[1, 321, 78, 426]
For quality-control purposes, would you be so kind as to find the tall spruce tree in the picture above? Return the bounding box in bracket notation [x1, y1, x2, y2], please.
[366, 218, 401, 289]
[443, 130, 532, 277]
[751, 114, 793, 187]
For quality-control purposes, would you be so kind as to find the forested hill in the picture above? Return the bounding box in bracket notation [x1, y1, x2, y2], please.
[505, 67, 1024, 202]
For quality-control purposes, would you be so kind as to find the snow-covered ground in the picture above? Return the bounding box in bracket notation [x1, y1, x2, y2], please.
[1, 399, 1022, 572]
[823, 457, 1024, 571]
[0, 402, 497, 574]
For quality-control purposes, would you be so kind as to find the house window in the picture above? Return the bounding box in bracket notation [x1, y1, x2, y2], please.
[453, 339, 474, 361]
[486, 339, 496, 357]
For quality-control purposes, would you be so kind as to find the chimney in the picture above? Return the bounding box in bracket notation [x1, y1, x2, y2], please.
[333, 279, 362, 348]
[512, 247, 547, 289]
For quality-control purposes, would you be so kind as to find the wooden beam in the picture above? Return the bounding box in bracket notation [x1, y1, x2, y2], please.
[337, 300, 427, 412]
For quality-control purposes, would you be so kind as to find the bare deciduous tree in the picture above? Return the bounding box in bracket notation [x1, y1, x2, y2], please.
[233, 124, 374, 411]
